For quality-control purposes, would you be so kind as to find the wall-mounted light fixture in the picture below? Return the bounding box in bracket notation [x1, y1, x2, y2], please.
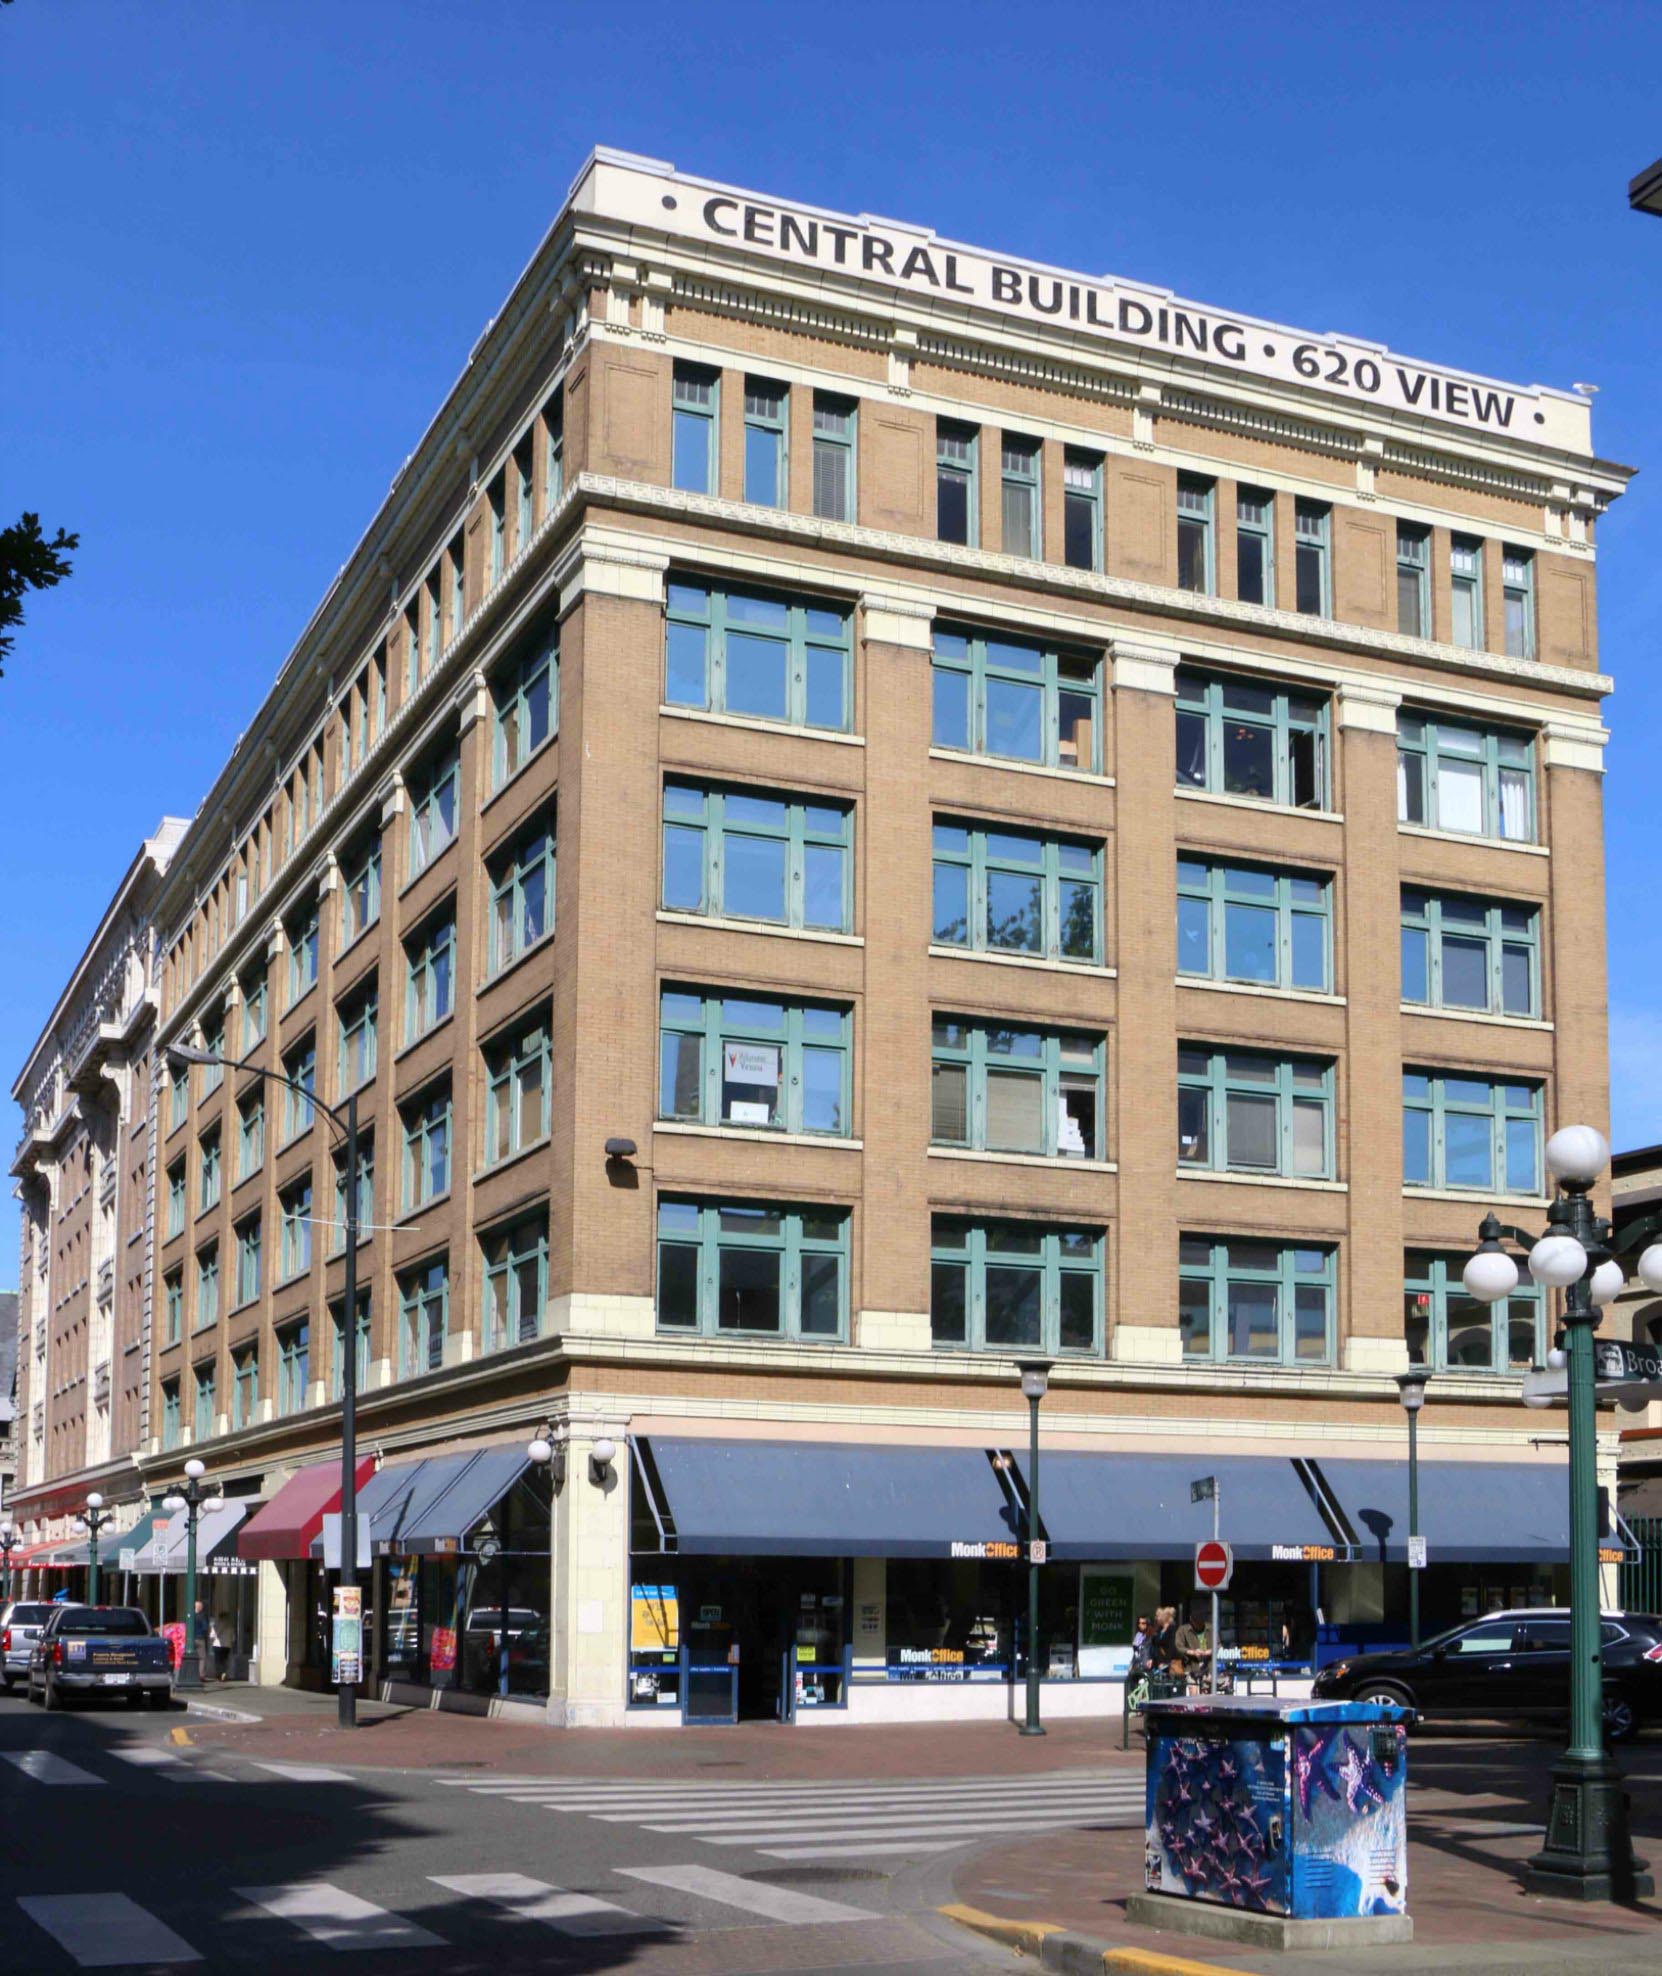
[526, 1422, 567, 1487]
[590, 1437, 617, 1485]
[604, 1138, 637, 1161]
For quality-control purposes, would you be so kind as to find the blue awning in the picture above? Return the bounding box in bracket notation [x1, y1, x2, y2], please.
[1314, 1458, 1569, 1564]
[1028, 1453, 1342, 1563]
[392, 1448, 531, 1556]
[635, 1437, 1022, 1558]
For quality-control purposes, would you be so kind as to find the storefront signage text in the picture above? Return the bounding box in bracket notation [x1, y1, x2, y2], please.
[1271, 1543, 1337, 1562]
[950, 1540, 1019, 1560]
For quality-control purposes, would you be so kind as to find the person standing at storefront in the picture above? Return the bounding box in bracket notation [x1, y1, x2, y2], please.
[1151, 1605, 1178, 1674]
[1173, 1604, 1207, 1689]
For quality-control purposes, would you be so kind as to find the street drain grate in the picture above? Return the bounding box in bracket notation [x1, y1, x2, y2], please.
[747, 1867, 885, 1887]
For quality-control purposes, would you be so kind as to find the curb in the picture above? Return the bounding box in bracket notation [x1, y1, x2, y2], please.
[185, 1699, 262, 1725]
[939, 1905, 1253, 1976]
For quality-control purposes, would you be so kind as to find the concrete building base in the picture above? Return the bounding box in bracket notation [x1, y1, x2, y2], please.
[1125, 1891, 1413, 1950]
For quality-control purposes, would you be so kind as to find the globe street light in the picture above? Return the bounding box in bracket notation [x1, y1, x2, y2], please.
[0, 1520, 16, 1600]
[78, 1492, 114, 1606]
[1394, 1371, 1429, 1647]
[1016, 1359, 1051, 1737]
[162, 1457, 221, 1692]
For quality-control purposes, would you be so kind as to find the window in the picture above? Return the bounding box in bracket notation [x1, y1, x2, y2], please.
[1179, 1236, 1334, 1363]
[424, 573, 440, 678]
[337, 980, 378, 1094]
[482, 1214, 548, 1351]
[169, 1067, 189, 1133]
[1063, 450, 1102, 572]
[930, 1218, 1103, 1355]
[1177, 476, 1214, 594]
[236, 1093, 264, 1182]
[1175, 668, 1327, 809]
[340, 833, 381, 946]
[671, 362, 719, 493]
[399, 1260, 448, 1375]
[485, 1020, 551, 1164]
[1177, 1048, 1332, 1179]
[404, 914, 455, 1041]
[331, 1137, 374, 1254]
[164, 1270, 183, 1346]
[492, 619, 558, 786]
[950, 644, 1089, 802]
[408, 744, 459, 874]
[1502, 548, 1535, 659]
[402, 1083, 452, 1208]
[743, 377, 787, 507]
[662, 782, 852, 932]
[544, 390, 564, 509]
[234, 1214, 262, 1306]
[198, 1015, 225, 1096]
[1001, 435, 1041, 557]
[656, 1200, 848, 1341]
[241, 969, 267, 1050]
[279, 1179, 312, 1281]
[1178, 856, 1332, 992]
[488, 814, 556, 974]
[1405, 1250, 1543, 1375]
[488, 470, 506, 585]
[161, 1378, 181, 1450]
[277, 1320, 309, 1415]
[192, 1362, 217, 1443]
[1397, 524, 1430, 637]
[932, 820, 1102, 963]
[936, 420, 978, 545]
[286, 902, 319, 1003]
[195, 1244, 220, 1329]
[1401, 889, 1539, 1018]
[665, 580, 851, 732]
[198, 1131, 222, 1212]
[1396, 714, 1534, 841]
[514, 436, 534, 551]
[1403, 1072, 1541, 1196]
[330, 1290, 371, 1400]
[167, 1161, 187, 1239]
[232, 1346, 259, 1432]
[931, 1021, 1102, 1160]
[660, 990, 850, 1136]
[282, 1039, 316, 1140]
[811, 393, 855, 520]
[447, 532, 465, 643]
[1294, 501, 1331, 615]
[1236, 488, 1275, 606]
[404, 599, 421, 698]
[1450, 535, 1484, 649]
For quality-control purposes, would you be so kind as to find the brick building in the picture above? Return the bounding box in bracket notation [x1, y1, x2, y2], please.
[23, 150, 1634, 1722]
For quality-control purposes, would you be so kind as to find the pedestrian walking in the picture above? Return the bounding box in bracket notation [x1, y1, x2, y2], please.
[1173, 1604, 1208, 1690]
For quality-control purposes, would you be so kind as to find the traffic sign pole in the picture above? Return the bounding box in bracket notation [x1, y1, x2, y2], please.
[1210, 1481, 1219, 1695]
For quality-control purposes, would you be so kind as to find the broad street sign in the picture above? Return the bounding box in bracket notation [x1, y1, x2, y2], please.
[1523, 1341, 1662, 1412]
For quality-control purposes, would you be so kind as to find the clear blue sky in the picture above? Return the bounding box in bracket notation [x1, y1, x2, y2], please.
[3, 2, 1659, 1274]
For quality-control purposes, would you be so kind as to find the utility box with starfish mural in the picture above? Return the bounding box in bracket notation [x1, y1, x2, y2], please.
[1141, 1695, 1410, 1922]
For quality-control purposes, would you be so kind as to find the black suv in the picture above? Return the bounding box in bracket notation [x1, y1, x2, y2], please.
[1311, 1608, 1662, 1739]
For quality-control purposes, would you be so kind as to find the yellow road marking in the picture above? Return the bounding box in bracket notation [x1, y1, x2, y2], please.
[168, 1726, 191, 1746]
[1106, 1949, 1264, 1976]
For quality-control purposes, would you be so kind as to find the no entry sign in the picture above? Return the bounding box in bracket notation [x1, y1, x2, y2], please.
[1194, 1540, 1234, 1592]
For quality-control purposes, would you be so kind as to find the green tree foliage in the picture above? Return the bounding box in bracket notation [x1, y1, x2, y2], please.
[0, 512, 79, 675]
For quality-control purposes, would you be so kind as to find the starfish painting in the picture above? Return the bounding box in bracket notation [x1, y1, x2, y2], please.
[1337, 1737, 1386, 1815]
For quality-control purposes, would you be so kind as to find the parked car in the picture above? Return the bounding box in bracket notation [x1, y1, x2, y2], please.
[1, 1602, 65, 1693]
[1311, 1608, 1662, 1740]
[26, 1605, 174, 1711]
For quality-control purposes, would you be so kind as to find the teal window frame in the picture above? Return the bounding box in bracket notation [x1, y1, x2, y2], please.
[340, 834, 381, 947]
[1294, 501, 1331, 616]
[1397, 524, 1431, 637]
[241, 970, 267, 1050]
[931, 818, 1103, 964]
[199, 1017, 225, 1096]
[1179, 1236, 1334, 1365]
[330, 1290, 372, 1400]
[404, 600, 421, 699]
[1236, 486, 1275, 606]
[169, 1067, 189, 1133]
[481, 1212, 549, 1352]
[1403, 1070, 1542, 1196]
[192, 1362, 216, 1442]
[236, 1094, 263, 1182]
[1177, 475, 1215, 594]
[1063, 450, 1103, 572]
[1396, 713, 1535, 842]
[287, 903, 319, 1005]
[491, 621, 558, 788]
[665, 580, 852, 732]
[488, 813, 556, 975]
[331, 1137, 373, 1256]
[167, 1161, 186, 1239]
[1001, 434, 1041, 558]
[811, 392, 856, 521]
[485, 1019, 551, 1165]
[401, 1083, 452, 1209]
[234, 1213, 262, 1307]
[404, 914, 455, 1042]
[743, 376, 787, 508]
[408, 744, 459, 874]
[661, 781, 853, 932]
[659, 989, 851, 1137]
[447, 533, 465, 644]
[1405, 1249, 1544, 1375]
[544, 391, 565, 508]
[424, 573, 441, 678]
[1177, 1047, 1333, 1179]
[337, 982, 377, 1096]
[195, 1243, 220, 1330]
[931, 627, 1102, 772]
[198, 1130, 221, 1213]
[1176, 667, 1328, 809]
[399, 1260, 448, 1376]
[161, 1379, 181, 1450]
[1179, 857, 1332, 993]
[655, 1199, 849, 1342]
[1450, 535, 1484, 649]
[279, 1178, 312, 1282]
[232, 1345, 259, 1431]
[936, 420, 978, 545]
[276, 1319, 309, 1416]
[1401, 888, 1540, 1018]
[514, 435, 534, 550]
[488, 469, 506, 585]
[672, 362, 719, 494]
[1502, 547, 1536, 659]
[164, 1272, 183, 1347]
[929, 1217, 1104, 1356]
[930, 1020, 1103, 1161]
[282, 1040, 315, 1141]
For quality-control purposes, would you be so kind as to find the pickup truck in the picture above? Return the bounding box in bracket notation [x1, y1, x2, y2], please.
[26, 1605, 174, 1710]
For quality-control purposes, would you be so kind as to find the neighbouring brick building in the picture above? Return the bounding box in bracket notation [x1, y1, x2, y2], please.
[13, 150, 1635, 1723]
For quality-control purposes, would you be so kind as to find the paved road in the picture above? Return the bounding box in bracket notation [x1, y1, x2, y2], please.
[0, 1689, 1143, 1972]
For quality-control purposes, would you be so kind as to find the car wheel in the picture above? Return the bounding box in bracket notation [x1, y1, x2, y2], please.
[1354, 1682, 1413, 1710]
[43, 1677, 61, 1712]
[1602, 1692, 1639, 1742]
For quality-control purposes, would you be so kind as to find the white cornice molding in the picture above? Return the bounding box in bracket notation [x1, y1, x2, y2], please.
[861, 591, 935, 650]
[553, 527, 670, 612]
[1336, 680, 1404, 732]
[1112, 641, 1178, 695]
[1541, 721, 1610, 773]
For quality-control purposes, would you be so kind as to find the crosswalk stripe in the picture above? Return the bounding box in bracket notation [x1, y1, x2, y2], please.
[761, 1839, 967, 1860]
[588, 1783, 1141, 1820]
[430, 1872, 665, 1937]
[1, 1751, 105, 1787]
[615, 1862, 877, 1925]
[109, 1747, 182, 1768]
[449, 1767, 1119, 1796]
[235, 1883, 443, 1950]
[18, 1893, 201, 1966]
[623, 1794, 1137, 1831]
[690, 1808, 1142, 1847]
[253, 1762, 354, 1784]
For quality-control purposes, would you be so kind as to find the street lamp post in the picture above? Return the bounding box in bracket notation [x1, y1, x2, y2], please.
[1016, 1358, 1052, 1737]
[79, 1493, 114, 1607]
[169, 1044, 362, 1728]
[162, 1458, 221, 1693]
[1462, 1123, 1662, 1902]
[0, 1520, 16, 1600]
[1394, 1372, 1429, 1648]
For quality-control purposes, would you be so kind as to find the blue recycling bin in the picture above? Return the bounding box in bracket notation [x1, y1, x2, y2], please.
[1141, 1694, 1410, 1922]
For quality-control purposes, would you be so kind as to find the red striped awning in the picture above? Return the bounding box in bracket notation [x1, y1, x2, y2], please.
[238, 1458, 377, 1563]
